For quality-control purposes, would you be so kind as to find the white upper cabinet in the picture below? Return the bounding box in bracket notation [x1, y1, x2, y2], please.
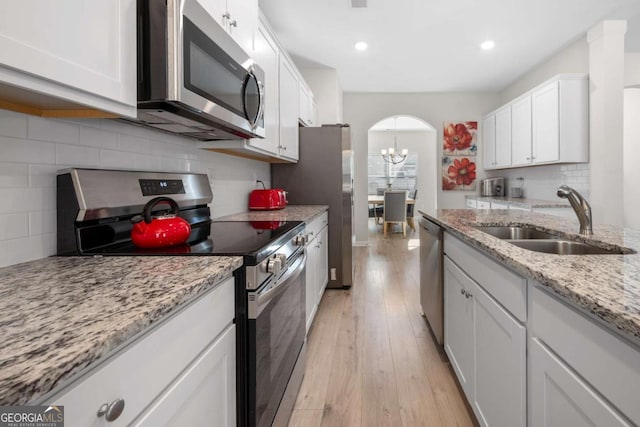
[532, 81, 560, 163]
[495, 106, 512, 168]
[511, 95, 533, 166]
[197, 0, 257, 54]
[278, 56, 299, 161]
[0, 0, 136, 117]
[248, 23, 280, 155]
[483, 115, 497, 169]
[298, 82, 316, 126]
[483, 74, 588, 171]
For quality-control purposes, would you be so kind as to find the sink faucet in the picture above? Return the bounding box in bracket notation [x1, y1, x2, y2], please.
[556, 185, 593, 236]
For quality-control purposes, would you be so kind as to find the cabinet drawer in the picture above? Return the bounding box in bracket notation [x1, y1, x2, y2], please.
[306, 211, 328, 238]
[490, 202, 509, 209]
[46, 276, 235, 426]
[444, 233, 526, 321]
[531, 285, 640, 424]
[466, 199, 478, 208]
[477, 201, 491, 209]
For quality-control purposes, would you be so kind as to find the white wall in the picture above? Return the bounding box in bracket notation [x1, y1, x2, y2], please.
[497, 37, 589, 106]
[344, 92, 498, 244]
[625, 52, 640, 87]
[486, 36, 591, 203]
[299, 68, 344, 125]
[367, 129, 437, 215]
[0, 109, 270, 268]
[624, 88, 640, 228]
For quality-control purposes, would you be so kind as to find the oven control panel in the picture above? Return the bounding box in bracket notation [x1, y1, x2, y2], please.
[139, 179, 186, 196]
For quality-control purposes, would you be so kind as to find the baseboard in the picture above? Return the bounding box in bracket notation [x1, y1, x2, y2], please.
[353, 241, 370, 247]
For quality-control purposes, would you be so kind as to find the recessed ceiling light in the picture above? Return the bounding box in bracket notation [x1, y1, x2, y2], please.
[481, 40, 496, 51]
[355, 41, 368, 51]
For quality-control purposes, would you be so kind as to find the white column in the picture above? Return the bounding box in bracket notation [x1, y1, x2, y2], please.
[587, 20, 627, 226]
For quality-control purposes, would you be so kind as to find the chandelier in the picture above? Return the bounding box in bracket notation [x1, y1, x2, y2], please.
[381, 136, 408, 164]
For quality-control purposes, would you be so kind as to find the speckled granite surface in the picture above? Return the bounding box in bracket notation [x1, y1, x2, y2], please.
[466, 195, 570, 209]
[0, 255, 242, 406]
[419, 208, 640, 344]
[217, 205, 328, 222]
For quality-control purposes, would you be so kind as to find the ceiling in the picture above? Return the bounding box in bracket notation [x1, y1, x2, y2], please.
[259, 0, 640, 93]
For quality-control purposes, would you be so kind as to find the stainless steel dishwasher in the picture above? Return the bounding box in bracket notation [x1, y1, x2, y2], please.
[419, 216, 444, 346]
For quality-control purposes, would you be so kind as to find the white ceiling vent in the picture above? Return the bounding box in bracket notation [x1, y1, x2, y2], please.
[350, 0, 367, 8]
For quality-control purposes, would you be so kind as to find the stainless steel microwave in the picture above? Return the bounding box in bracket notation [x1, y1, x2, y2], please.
[134, 0, 265, 141]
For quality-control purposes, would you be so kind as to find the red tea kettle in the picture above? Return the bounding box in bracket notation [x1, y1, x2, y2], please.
[130, 197, 191, 248]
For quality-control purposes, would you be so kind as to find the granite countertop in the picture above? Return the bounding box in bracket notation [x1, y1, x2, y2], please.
[0, 255, 243, 406]
[217, 205, 328, 222]
[419, 208, 640, 345]
[466, 195, 570, 209]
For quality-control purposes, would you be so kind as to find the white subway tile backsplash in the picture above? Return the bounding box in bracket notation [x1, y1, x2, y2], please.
[28, 116, 79, 144]
[0, 110, 28, 138]
[29, 164, 60, 188]
[0, 136, 56, 163]
[29, 211, 56, 235]
[79, 126, 118, 149]
[0, 110, 270, 267]
[0, 233, 56, 268]
[0, 163, 28, 188]
[99, 149, 135, 169]
[0, 213, 29, 240]
[56, 144, 99, 166]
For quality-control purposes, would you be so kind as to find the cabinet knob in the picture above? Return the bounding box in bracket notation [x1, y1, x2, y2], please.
[460, 288, 465, 296]
[222, 12, 231, 20]
[526, 157, 531, 160]
[97, 398, 125, 422]
[229, 20, 237, 28]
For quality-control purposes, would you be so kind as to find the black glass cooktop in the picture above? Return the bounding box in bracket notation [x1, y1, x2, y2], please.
[81, 220, 304, 264]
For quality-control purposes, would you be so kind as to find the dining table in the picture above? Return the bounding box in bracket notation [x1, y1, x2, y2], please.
[367, 195, 416, 231]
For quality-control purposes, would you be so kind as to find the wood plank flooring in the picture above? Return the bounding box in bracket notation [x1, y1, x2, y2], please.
[289, 220, 478, 427]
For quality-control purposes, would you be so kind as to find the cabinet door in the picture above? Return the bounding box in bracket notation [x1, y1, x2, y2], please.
[472, 281, 526, 427]
[444, 257, 475, 399]
[477, 201, 491, 209]
[133, 325, 236, 427]
[305, 237, 318, 333]
[316, 226, 329, 301]
[511, 96, 533, 166]
[279, 57, 299, 161]
[310, 96, 318, 126]
[249, 25, 279, 155]
[196, 0, 228, 28]
[530, 338, 631, 427]
[226, 0, 257, 54]
[0, 0, 136, 114]
[495, 106, 512, 168]
[466, 198, 478, 209]
[482, 115, 496, 169]
[299, 84, 310, 126]
[490, 202, 509, 210]
[532, 82, 560, 164]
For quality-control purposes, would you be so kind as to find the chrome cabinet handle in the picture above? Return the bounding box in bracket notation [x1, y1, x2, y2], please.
[222, 12, 231, 20]
[229, 20, 237, 28]
[97, 398, 125, 422]
[460, 288, 465, 295]
[460, 289, 473, 299]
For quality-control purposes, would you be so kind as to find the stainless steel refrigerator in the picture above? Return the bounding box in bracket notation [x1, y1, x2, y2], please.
[272, 124, 353, 289]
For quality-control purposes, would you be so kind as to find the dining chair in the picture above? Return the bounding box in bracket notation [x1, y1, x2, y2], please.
[383, 190, 408, 237]
[407, 188, 418, 231]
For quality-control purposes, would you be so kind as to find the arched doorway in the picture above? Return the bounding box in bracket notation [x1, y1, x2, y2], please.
[367, 115, 437, 234]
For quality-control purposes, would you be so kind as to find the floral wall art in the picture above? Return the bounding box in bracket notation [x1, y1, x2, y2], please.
[442, 121, 477, 191]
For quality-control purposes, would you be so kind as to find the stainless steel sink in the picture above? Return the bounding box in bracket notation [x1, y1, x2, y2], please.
[509, 240, 627, 255]
[473, 226, 560, 240]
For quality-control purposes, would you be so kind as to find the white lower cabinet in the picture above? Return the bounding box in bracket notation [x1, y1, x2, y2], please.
[530, 337, 630, 427]
[132, 325, 236, 427]
[304, 212, 329, 333]
[44, 276, 236, 427]
[444, 256, 526, 427]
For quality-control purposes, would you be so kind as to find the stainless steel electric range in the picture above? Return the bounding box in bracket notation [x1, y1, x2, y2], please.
[57, 168, 307, 427]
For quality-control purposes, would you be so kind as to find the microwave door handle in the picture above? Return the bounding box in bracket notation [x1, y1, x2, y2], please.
[254, 79, 265, 130]
[249, 251, 306, 318]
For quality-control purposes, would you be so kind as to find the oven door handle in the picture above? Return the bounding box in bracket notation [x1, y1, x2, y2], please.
[249, 251, 306, 319]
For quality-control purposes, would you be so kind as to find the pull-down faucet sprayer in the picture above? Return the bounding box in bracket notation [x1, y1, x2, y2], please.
[556, 185, 593, 236]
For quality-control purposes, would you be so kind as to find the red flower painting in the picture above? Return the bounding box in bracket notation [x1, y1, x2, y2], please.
[443, 122, 477, 155]
[442, 156, 477, 191]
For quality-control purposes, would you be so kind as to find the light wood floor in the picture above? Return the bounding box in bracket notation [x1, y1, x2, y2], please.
[288, 219, 478, 427]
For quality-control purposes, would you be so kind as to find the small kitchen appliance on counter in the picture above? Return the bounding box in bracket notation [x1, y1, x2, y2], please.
[57, 168, 306, 427]
[249, 181, 287, 210]
[480, 177, 505, 197]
